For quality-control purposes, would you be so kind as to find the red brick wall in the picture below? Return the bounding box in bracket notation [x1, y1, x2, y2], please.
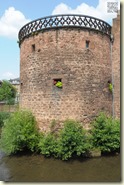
[112, 12, 120, 119]
[20, 28, 112, 131]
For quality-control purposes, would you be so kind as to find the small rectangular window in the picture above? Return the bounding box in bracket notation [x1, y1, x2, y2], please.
[32, 44, 35, 52]
[86, 40, 90, 48]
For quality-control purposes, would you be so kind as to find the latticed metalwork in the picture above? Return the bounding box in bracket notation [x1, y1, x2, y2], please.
[18, 14, 111, 43]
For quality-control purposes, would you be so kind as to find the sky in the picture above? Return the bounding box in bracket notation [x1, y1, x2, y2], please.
[0, 0, 120, 80]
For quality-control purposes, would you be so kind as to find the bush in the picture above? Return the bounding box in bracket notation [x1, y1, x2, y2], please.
[54, 120, 91, 160]
[91, 112, 120, 153]
[38, 133, 57, 157]
[0, 112, 11, 127]
[38, 120, 91, 160]
[0, 80, 16, 103]
[0, 110, 120, 159]
[0, 110, 39, 154]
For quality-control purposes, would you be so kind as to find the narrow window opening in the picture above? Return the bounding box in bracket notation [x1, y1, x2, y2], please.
[86, 40, 90, 48]
[53, 79, 62, 88]
[32, 44, 35, 52]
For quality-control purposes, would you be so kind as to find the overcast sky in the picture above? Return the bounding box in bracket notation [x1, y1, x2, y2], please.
[0, 0, 120, 80]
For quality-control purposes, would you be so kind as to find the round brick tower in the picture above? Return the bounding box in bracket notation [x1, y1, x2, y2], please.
[18, 14, 112, 131]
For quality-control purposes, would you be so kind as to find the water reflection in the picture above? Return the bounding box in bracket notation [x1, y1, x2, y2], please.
[0, 151, 10, 181]
[0, 152, 121, 182]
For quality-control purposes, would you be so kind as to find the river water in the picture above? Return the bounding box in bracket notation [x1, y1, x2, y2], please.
[0, 150, 121, 182]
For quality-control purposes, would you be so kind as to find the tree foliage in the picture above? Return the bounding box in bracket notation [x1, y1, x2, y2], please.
[0, 80, 17, 103]
[54, 120, 91, 160]
[0, 112, 11, 127]
[0, 110, 39, 154]
[0, 110, 120, 159]
[91, 112, 120, 153]
[38, 120, 91, 160]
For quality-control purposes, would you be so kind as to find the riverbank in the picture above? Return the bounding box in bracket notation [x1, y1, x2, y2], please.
[0, 110, 120, 161]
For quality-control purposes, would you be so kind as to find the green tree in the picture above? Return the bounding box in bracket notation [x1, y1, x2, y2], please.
[0, 110, 39, 154]
[91, 112, 120, 153]
[54, 120, 91, 160]
[0, 80, 17, 104]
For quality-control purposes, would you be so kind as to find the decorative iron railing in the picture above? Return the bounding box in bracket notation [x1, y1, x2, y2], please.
[18, 14, 111, 43]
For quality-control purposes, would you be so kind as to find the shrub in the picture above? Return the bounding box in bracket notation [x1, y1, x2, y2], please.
[0, 110, 39, 154]
[0, 112, 11, 127]
[55, 120, 91, 160]
[38, 120, 91, 160]
[0, 80, 16, 103]
[91, 112, 120, 153]
[38, 133, 57, 157]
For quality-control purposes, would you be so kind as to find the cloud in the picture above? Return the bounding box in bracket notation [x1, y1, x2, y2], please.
[2, 72, 18, 80]
[52, 0, 120, 24]
[0, 7, 31, 39]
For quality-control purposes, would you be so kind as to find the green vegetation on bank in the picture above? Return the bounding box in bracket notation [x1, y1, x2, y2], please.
[0, 110, 120, 160]
[0, 112, 11, 127]
[91, 113, 120, 153]
[0, 110, 39, 154]
[38, 120, 91, 160]
[0, 80, 17, 104]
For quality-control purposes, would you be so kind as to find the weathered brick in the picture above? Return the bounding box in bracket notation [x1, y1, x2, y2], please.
[112, 11, 120, 118]
[19, 14, 120, 132]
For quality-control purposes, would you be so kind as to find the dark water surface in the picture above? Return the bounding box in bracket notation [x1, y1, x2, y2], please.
[0, 151, 121, 182]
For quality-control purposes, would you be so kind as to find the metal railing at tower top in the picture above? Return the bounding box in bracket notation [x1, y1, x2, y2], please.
[18, 14, 111, 43]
